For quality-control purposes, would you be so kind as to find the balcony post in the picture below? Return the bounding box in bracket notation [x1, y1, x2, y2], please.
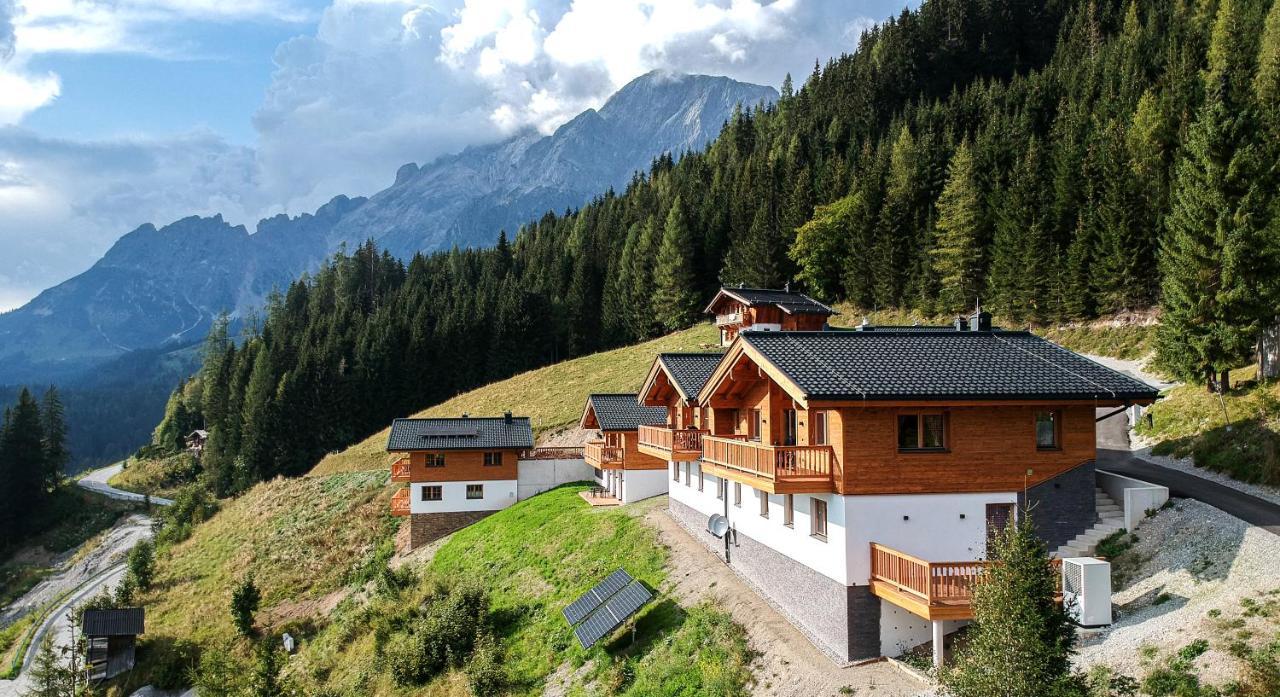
[932, 621, 945, 668]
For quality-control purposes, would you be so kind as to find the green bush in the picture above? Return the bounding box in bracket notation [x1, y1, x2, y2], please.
[155, 485, 219, 546]
[231, 573, 261, 637]
[127, 539, 155, 590]
[466, 632, 506, 696]
[143, 637, 200, 690]
[385, 582, 491, 686]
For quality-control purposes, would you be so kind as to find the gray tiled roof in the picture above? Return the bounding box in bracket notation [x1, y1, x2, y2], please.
[586, 394, 668, 431]
[386, 417, 534, 451]
[82, 608, 144, 636]
[738, 330, 1159, 402]
[657, 353, 723, 400]
[706, 286, 836, 315]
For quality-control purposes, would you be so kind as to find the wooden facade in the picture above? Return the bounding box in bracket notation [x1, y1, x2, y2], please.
[583, 430, 666, 470]
[637, 364, 708, 461]
[711, 299, 830, 343]
[402, 449, 522, 482]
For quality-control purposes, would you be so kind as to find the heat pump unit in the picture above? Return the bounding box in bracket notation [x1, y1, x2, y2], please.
[1062, 557, 1112, 627]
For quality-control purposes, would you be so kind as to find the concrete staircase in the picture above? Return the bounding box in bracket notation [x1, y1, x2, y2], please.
[1054, 488, 1125, 558]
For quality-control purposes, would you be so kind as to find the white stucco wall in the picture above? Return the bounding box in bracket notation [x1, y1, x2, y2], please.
[516, 457, 594, 500]
[843, 492, 1018, 584]
[620, 468, 669, 503]
[409, 480, 517, 514]
[879, 603, 968, 657]
[668, 461, 852, 585]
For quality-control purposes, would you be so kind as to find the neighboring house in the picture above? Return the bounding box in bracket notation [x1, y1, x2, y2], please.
[705, 284, 837, 346]
[185, 429, 208, 456]
[387, 413, 591, 549]
[659, 310, 1157, 665]
[83, 607, 144, 681]
[636, 352, 724, 467]
[579, 394, 669, 503]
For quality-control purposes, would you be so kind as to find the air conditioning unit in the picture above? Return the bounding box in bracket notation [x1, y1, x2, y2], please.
[1062, 557, 1112, 627]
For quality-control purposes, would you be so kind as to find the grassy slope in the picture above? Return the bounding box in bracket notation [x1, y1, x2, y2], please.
[124, 478, 751, 696]
[1137, 364, 1280, 486]
[312, 322, 721, 476]
[108, 453, 199, 500]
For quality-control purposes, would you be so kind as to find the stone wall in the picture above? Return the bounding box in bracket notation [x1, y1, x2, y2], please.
[408, 511, 494, 550]
[667, 498, 879, 663]
[1020, 459, 1097, 550]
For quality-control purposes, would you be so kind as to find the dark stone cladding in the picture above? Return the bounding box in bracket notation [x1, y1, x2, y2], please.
[667, 498, 880, 663]
[408, 511, 494, 550]
[1019, 460, 1098, 550]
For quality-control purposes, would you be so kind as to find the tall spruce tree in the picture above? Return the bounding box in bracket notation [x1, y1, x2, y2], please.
[1158, 0, 1276, 386]
[652, 197, 700, 331]
[931, 140, 987, 312]
[40, 386, 68, 490]
[1, 389, 47, 535]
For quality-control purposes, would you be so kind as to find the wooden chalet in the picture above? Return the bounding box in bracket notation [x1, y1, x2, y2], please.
[83, 608, 144, 681]
[579, 394, 669, 502]
[636, 353, 723, 463]
[704, 284, 836, 346]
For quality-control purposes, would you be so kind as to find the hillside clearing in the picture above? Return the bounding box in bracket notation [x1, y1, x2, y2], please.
[311, 323, 720, 476]
[108, 454, 199, 500]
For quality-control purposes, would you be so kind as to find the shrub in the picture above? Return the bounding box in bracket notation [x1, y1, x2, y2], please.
[144, 638, 200, 690]
[385, 582, 491, 686]
[127, 540, 155, 590]
[155, 485, 219, 546]
[231, 573, 261, 637]
[192, 645, 247, 697]
[466, 632, 506, 696]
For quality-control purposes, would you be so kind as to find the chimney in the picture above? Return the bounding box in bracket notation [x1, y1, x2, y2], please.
[954, 315, 966, 331]
[968, 303, 992, 332]
[783, 281, 791, 293]
[504, 411, 513, 424]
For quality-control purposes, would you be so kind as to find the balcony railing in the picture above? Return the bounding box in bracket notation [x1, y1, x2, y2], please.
[715, 311, 744, 326]
[584, 441, 624, 469]
[390, 457, 411, 482]
[390, 487, 410, 517]
[700, 436, 833, 488]
[637, 425, 706, 460]
[869, 543, 1062, 620]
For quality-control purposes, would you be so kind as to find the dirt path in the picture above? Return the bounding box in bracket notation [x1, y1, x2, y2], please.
[642, 507, 926, 697]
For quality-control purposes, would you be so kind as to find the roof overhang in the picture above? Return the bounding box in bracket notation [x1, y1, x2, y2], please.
[696, 337, 812, 408]
[638, 355, 688, 406]
[580, 396, 599, 430]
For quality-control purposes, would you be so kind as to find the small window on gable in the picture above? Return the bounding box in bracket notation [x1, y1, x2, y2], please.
[1036, 410, 1061, 450]
[898, 413, 947, 451]
[484, 452, 503, 466]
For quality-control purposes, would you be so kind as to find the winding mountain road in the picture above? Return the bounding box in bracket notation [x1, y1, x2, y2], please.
[78, 463, 174, 506]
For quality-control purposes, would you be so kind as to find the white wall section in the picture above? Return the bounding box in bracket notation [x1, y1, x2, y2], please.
[410, 480, 517, 514]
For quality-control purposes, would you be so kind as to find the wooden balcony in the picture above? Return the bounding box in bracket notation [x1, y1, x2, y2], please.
[584, 441, 624, 470]
[715, 311, 743, 327]
[869, 543, 1063, 621]
[637, 425, 705, 462]
[390, 457, 411, 482]
[390, 487, 410, 517]
[699, 436, 834, 493]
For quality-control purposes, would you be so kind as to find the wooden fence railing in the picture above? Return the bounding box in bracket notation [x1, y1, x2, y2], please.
[870, 543, 1063, 608]
[390, 487, 410, 516]
[584, 441, 624, 467]
[390, 458, 411, 481]
[518, 447, 584, 460]
[637, 425, 706, 453]
[701, 436, 832, 482]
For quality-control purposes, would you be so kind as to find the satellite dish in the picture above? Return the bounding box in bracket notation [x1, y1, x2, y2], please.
[707, 513, 729, 538]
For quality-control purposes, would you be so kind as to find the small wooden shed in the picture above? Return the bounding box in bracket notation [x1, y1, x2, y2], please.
[83, 607, 144, 680]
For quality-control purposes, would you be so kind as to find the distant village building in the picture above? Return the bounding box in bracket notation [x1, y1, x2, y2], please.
[579, 394, 669, 503]
[185, 429, 208, 456]
[386, 413, 591, 549]
[83, 608, 144, 681]
[705, 284, 837, 346]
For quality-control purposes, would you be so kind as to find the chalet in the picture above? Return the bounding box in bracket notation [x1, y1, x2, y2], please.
[636, 352, 723, 466]
[83, 607, 144, 681]
[579, 394, 668, 503]
[705, 284, 837, 346]
[185, 429, 208, 456]
[660, 311, 1158, 665]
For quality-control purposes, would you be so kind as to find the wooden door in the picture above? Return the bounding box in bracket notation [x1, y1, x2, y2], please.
[783, 409, 798, 446]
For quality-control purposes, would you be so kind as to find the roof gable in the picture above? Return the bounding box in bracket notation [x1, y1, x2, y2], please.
[698, 330, 1159, 405]
[703, 286, 836, 316]
[387, 416, 534, 451]
[639, 352, 723, 404]
[580, 394, 668, 431]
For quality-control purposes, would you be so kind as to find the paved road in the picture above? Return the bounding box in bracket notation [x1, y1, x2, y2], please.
[1098, 448, 1280, 536]
[78, 463, 174, 506]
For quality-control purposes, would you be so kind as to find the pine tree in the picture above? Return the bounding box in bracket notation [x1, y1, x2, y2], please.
[931, 141, 987, 312]
[1094, 119, 1154, 312]
[22, 636, 71, 697]
[2, 389, 47, 534]
[1158, 0, 1276, 386]
[941, 509, 1083, 697]
[652, 197, 700, 331]
[874, 125, 921, 307]
[40, 386, 68, 490]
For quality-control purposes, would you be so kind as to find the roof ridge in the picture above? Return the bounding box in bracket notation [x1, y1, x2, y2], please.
[776, 333, 867, 400]
[989, 334, 1116, 399]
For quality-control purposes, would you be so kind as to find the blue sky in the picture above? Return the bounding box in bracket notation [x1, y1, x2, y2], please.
[0, 0, 907, 311]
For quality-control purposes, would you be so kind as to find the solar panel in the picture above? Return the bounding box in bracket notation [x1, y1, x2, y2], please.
[571, 580, 653, 649]
[562, 569, 632, 625]
[417, 424, 478, 438]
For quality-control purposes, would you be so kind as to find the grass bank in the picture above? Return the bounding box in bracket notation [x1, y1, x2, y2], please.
[108, 453, 199, 499]
[312, 322, 721, 476]
[1137, 365, 1280, 486]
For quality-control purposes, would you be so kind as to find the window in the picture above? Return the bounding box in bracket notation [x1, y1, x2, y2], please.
[425, 453, 445, 467]
[812, 410, 828, 445]
[421, 485, 442, 501]
[897, 413, 947, 450]
[782, 409, 798, 446]
[697, 464, 704, 492]
[1036, 410, 1061, 450]
[715, 477, 724, 500]
[811, 498, 828, 540]
[749, 409, 762, 441]
[784, 494, 794, 527]
[734, 482, 742, 507]
[466, 484, 483, 499]
[759, 490, 769, 518]
[673, 462, 680, 481]
[483, 452, 503, 466]
[683, 462, 691, 487]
